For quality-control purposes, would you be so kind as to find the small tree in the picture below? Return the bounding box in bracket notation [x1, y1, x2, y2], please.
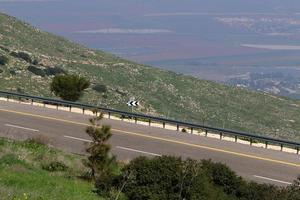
[50, 74, 90, 101]
[84, 113, 116, 195]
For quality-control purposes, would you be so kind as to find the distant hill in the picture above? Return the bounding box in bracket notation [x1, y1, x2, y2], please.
[1, 12, 300, 141]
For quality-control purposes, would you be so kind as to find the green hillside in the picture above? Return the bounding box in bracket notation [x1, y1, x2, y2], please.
[0, 137, 104, 200]
[1, 12, 300, 141]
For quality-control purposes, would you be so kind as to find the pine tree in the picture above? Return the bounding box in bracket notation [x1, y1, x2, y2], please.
[84, 113, 116, 180]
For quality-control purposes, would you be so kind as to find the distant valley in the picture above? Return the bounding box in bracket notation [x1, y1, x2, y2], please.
[148, 51, 300, 100]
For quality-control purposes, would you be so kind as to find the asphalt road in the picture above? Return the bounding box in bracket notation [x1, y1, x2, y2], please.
[0, 100, 299, 186]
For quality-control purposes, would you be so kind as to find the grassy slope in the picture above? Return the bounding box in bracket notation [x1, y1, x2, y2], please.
[1, 13, 300, 141]
[0, 137, 103, 200]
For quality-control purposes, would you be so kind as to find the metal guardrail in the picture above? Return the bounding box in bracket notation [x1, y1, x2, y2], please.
[0, 90, 299, 154]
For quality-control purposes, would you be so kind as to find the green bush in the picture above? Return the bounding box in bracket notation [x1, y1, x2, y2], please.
[94, 173, 115, 197]
[46, 66, 66, 76]
[278, 176, 300, 200]
[50, 74, 90, 101]
[109, 156, 300, 200]
[114, 156, 230, 200]
[27, 65, 46, 77]
[239, 182, 280, 200]
[202, 160, 244, 195]
[0, 55, 9, 65]
[42, 161, 69, 172]
[92, 84, 108, 93]
[16, 87, 25, 94]
[28, 65, 66, 77]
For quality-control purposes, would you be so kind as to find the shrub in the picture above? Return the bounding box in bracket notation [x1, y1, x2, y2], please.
[28, 65, 65, 77]
[279, 176, 300, 200]
[19, 52, 32, 63]
[27, 65, 46, 77]
[92, 84, 108, 93]
[0, 55, 9, 65]
[239, 182, 280, 200]
[42, 161, 69, 172]
[50, 74, 90, 101]
[114, 156, 229, 200]
[17, 87, 25, 94]
[201, 160, 244, 196]
[95, 173, 115, 197]
[45, 66, 66, 76]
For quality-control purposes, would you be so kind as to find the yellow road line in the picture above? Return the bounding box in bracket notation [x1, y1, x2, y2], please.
[0, 108, 299, 168]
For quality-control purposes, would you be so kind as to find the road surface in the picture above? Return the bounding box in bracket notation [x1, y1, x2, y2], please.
[0, 100, 299, 186]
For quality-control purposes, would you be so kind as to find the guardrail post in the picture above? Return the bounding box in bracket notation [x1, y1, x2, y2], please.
[177, 125, 179, 131]
[297, 147, 299, 154]
[108, 112, 111, 119]
[56, 104, 59, 110]
[163, 122, 165, 129]
[69, 106, 72, 112]
[6, 95, 9, 101]
[31, 99, 33, 105]
[280, 144, 283, 151]
[265, 141, 268, 149]
[235, 136, 237, 142]
[82, 108, 85, 114]
[135, 117, 137, 124]
[18, 97, 21, 103]
[191, 127, 193, 134]
[250, 138, 253, 146]
[149, 119, 151, 126]
[205, 130, 208, 137]
[220, 132, 222, 140]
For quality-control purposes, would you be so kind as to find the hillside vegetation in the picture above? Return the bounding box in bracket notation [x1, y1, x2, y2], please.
[0, 137, 102, 200]
[0, 137, 299, 200]
[1, 13, 300, 141]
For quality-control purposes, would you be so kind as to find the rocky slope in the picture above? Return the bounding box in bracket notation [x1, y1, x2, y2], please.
[1, 13, 300, 141]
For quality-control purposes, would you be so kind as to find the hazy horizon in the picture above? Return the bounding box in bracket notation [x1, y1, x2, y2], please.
[1, 0, 300, 61]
